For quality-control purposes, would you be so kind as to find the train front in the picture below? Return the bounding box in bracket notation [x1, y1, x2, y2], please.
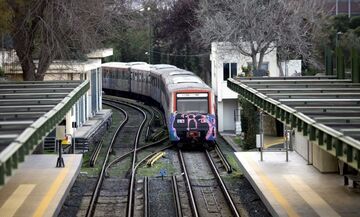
[169, 91, 216, 146]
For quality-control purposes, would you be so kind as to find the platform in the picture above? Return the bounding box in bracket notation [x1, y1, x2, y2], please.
[75, 109, 112, 139]
[235, 151, 360, 217]
[0, 154, 82, 217]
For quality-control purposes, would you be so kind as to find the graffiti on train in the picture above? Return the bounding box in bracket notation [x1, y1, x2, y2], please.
[169, 112, 216, 141]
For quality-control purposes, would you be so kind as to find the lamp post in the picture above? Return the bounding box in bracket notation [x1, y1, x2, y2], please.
[140, 7, 151, 64]
[347, 0, 351, 18]
[336, 31, 343, 48]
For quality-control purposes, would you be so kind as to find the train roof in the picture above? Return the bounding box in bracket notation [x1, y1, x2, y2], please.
[102, 62, 128, 68]
[125, 62, 148, 66]
[171, 76, 203, 84]
[167, 82, 212, 92]
[169, 70, 193, 76]
[152, 64, 177, 70]
[130, 64, 152, 71]
[102, 62, 148, 68]
[160, 68, 194, 81]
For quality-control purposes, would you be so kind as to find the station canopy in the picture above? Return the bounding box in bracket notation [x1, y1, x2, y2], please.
[0, 80, 89, 185]
[228, 76, 360, 171]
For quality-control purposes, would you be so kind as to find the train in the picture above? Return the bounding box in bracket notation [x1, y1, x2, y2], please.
[102, 62, 217, 146]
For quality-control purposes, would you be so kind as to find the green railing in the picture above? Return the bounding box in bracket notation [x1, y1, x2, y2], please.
[0, 80, 89, 185]
[228, 78, 360, 171]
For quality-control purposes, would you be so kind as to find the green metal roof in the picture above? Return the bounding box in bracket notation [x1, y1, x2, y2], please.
[0, 80, 89, 185]
[228, 76, 360, 171]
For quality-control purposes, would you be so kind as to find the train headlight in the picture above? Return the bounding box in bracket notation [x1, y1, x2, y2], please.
[176, 119, 185, 124]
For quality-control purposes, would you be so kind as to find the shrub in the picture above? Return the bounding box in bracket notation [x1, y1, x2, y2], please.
[0, 67, 4, 77]
[350, 16, 360, 29]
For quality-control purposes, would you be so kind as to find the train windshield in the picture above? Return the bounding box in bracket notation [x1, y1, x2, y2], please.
[176, 93, 208, 114]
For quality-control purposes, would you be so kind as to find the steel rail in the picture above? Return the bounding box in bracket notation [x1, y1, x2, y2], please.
[172, 175, 183, 217]
[125, 102, 147, 217]
[128, 144, 172, 217]
[89, 139, 104, 167]
[105, 137, 168, 172]
[152, 105, 166, 126]
[103, 96, 157, 142]
[205, 150, 240, 217]
[178, 149, 199, 217]
[85, 101, 129, 217]
[144, 177, 149, 217]
[145, 108, 154, 141]
[214, 142, 232, 173]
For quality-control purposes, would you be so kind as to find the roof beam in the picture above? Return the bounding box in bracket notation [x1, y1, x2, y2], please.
[227, 77, 360, 171]
[0, 99, 62, 106]
[0, 88, 73, 94]
[258, 88, 360, 94]
[269, 93, 360, 99]
[0, 105, 54, 113]
[0, 93, 68, 99]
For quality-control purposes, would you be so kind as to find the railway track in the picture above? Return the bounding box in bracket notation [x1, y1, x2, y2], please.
[85, 98, 169, 217]
[60, 95, 271, 217]
[85, 101, 129, 217]
[178, 147, 241, 217]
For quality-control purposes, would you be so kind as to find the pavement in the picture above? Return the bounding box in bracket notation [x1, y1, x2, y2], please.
[0, 154, 82, 217]
[220, 132, 360, 217]
[221, 133, 284, 151]
[234, 151, 360, 217]
[75, 109, 112, 139]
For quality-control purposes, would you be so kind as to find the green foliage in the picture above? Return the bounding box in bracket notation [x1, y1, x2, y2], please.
[332, 15, 350, 33]
[302, 68, 319, 76]
[240, 98, 258, 150]
[0, 0, 12, 32]
[241, 65, 252, 76]
[353, 27, 360, 37]
[0, 67, 4, 77]
[350, 16, 360, 30]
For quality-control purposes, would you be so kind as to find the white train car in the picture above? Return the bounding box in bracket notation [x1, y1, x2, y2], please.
[102, 62, 217, 146]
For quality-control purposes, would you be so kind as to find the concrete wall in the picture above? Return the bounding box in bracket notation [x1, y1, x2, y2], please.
[281, 60, 302, 77]
[312, 144, 338, 173]
[292, 131, 310, 161]
[210, 42, 280, 133]
[292, 130, 338, 173]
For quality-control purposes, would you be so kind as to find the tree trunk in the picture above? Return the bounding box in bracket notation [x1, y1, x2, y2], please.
[251, 54, 257, 71]
[258, 51, 265, 72]
[12, 28, 36, 81]
[277, 58, 284, 76]
[36, 45, 52, 81]
[8, 0, 48, 81]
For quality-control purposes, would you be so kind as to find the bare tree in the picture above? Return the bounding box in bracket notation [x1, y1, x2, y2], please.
[196, 0, 329, 73]
[3, 0, 131, 81]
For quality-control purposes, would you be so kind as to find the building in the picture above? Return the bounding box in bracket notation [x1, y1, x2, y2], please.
[3, 48, 113, 140]
[325, 0, 360, 16]
[210, 42, 280, 134]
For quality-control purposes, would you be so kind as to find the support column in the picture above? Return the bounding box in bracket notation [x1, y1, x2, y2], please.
[66, 111, 73, 136]
[351, 48, 360, 83]
[336, 47, 345, 79]
[218, 101, 224, 132]
[325, 47, 333, 75]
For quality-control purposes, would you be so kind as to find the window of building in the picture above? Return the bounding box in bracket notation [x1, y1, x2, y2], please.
[223, 63, 237, 81]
